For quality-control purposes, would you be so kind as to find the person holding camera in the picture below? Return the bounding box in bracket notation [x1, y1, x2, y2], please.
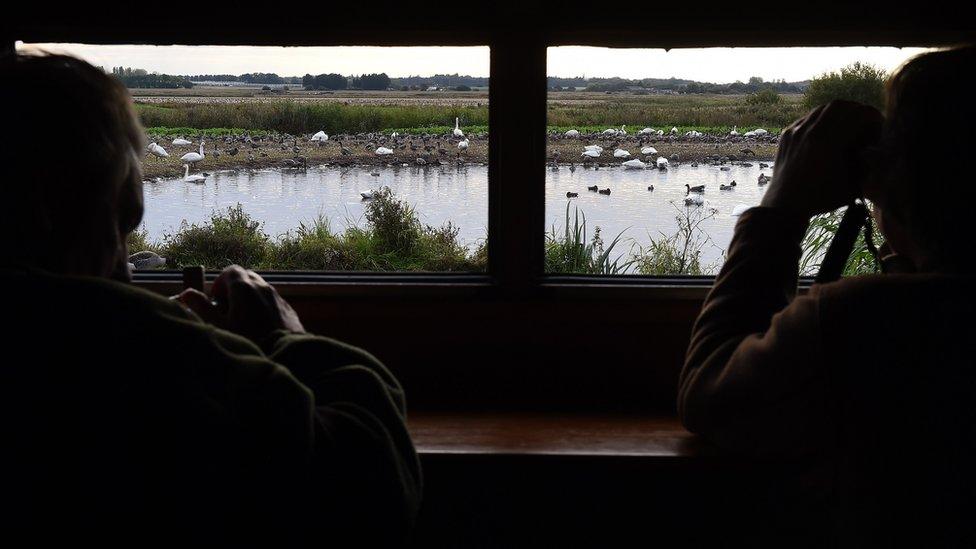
[678, 46, 976, 546]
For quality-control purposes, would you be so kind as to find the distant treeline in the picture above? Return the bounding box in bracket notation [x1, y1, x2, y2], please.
[110, 67, 193, 89]
[548, 75, 806, 94]
[185, 73, 303, 85]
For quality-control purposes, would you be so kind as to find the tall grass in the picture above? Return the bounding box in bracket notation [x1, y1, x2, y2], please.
[545, 203, 635, 274]
[136, 102, 489, 135]
[800, 207, 884, 277]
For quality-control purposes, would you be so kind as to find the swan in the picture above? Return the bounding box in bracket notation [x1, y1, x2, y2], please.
[656, 157, 670, 169]
[617, 125, 627, 136]
[583, 145, 603, 153]
[172, 137, 192, 146]
[375, 147, 394, 155]
[147, 142, 169, 158]
[581, 149, 601, 158]
[731, 204, 751, 216]
[361, 190, 377, 200]
[638, 127, 655, 135]
[622, 159, 647, 169]
[753, 128, 769, 136]
[310, 130, 328, 142]
[458, 138, 470, 151]
[684, 194, 705, 206]
[613, 148, 631, 158]
[729, 126, 740, 137]
[685, 130, 703, 138]
[453, 117, 464, 138]
[182, 164, 207, 183]
[565, 129, 580, 137]
[670, 126, 679, 135]
[641, 146, 658, 155]
[180, 141, 205, 165]
[128, 250, 166, 270]
[602, 127, 619, 136]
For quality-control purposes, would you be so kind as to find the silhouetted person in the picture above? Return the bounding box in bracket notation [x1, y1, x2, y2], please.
[679, 46, 976, 546]
[1, 54, 420, 547]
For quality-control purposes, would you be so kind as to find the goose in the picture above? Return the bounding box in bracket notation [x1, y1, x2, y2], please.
[641, 146, 658, 155]
[731, 204, 751, 216]
[172, 137, 192, 146]
[684, 194, 705, 206]
[622, 159, 647, 169]
[566, 192, 579, 198]
[587, 185, 599, 192]
[564, 129, 580, 138]
[310, 130, 328, 143]
[458, 138, 469, 151]
[128, 250, 166, 270]
[182, 164, 207, 183]
[598, 188, 611, 195]
[686, 184, 705, 194]
[656, 157, 670, 169]
[647, 185, 655, 191]
[375, 147, 394, 156]
[758, 173, 772, 185]
[583, 145, 603, 153]
[581, 149, 601, 159]
[180, 141, 205, 165]
[453, 117, 464, 138]
[613, 148, 631, 158]
[729, 126, 740, 137]
[147, 142, 169, 158]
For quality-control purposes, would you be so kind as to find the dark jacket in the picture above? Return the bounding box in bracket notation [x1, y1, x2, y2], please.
[2, 268, 421, 547]
[679, 207, 976, 547]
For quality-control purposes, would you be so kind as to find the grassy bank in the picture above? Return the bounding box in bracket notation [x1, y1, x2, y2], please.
[134, 94, 799, 136]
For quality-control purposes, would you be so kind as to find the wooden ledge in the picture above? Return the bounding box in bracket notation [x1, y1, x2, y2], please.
[409, 412, 713, 460]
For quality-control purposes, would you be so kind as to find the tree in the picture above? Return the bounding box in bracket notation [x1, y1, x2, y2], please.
[746, 88, 782, 106]
[357, 73, 391, 90]
[454, 85, 471, 91]
[311, 73, 348, 90]
[302, 74, 314, 89]
[804, 62, 887, 110]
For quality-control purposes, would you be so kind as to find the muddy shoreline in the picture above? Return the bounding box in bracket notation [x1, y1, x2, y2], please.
[142, 133, 778, 180]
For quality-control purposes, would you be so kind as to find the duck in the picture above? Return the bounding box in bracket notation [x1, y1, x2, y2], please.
[758, 173, 772, 185]
[622, 159, 647, 169]
[566, 192, 579, 198]
[453, 117, 464, 138]
[587, 185, 599, 192]
[720, 181, 737, 190]
[686, 184, 705, 194]
[719, 166, 731, 171]
[647, 185, 655, 191]
[598, 188, 611, 195]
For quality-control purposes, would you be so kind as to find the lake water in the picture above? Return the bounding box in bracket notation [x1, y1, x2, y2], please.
[141, 162, 772, 268]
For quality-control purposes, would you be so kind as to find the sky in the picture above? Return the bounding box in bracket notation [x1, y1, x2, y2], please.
[17, 43, 932, 83]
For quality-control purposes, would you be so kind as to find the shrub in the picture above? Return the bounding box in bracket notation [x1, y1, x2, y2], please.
[632, 203, 715, 275]
[804, 62, 887, 110]
[163, 205, 270, 269]
[746, 88, 782, 106]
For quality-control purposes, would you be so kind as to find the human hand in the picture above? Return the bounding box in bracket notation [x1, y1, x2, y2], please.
[761, 100, 883, 217]
[176, 265, 304, 341]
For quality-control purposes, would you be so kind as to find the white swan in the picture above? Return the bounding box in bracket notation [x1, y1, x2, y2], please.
[656, 157, 670, 169]
[147, 142, 169, 158]
[641, 146, 658, 155]
[613, 148, 631, 158]
[670, 126, 679, 135]
[622, 159, 647, 169]
[583, 145, 603, 153]
[753, 128, 769, 136]
[731, 204, 751, 216]
[684, 194, 705, 206]
[685, 130, 703, 138]
[581, 149, 601, 158]
[310, 130, 328, 142]
[375, 147, 394, 156]
[182, 164, 207, 183]
[602, 127, 619, 136]
[172, 137, 192, 146]
[453, 117, 464, 138]
[361, 190, 377, 200]
[458, 138, 469, 151]
[180, 141, 205, 165]
[564, 129, 580, 138]
[128, 250, 166, 270]
[638, 127, 655, 135]
[729, 126, 740, 137]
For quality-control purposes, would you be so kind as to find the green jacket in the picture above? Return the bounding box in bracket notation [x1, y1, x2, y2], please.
[2, 268, 421, 547]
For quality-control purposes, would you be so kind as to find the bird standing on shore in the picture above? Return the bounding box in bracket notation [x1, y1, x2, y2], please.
[458, 138, 469, 151]
[180, 141, 205, 167]
[453, 117, 464, 138]
[147, 142, 169, 159]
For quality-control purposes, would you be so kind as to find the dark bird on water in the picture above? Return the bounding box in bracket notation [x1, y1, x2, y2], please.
[566, 192, 578, 198]
[598, 188, 611, 195]
[587, 185, 599, 192]
[686, 184, 705, 194]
